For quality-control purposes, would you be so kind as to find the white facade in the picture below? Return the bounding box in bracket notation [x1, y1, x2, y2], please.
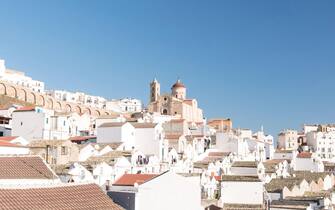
[220, 180, 264, 205]
[106, 98, 142, 113]
[293, 156, 324, 172]
[0, 59, 45, 93]
[306, 131, 335, 161]
[110, 171, 202, 210]
[132, 123, 168, 161]
[12, 107, 93, 141]
[47, 90, 107, 109]
[97, 122, 135, 150]
[17, 108, 71, 140]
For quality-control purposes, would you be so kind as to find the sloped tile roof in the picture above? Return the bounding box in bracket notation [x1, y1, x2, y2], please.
[113, 174, 158, 186]
[0, 141, 26, 148]
[0, 136, 18, 141]
[0, 156, 56, 179]
[0, 183, 123, 210]
[99, 122, 127, 128]
[297, 152, 312, 159]
[130, 122, 158, 128]
[231, 161, 258, 168]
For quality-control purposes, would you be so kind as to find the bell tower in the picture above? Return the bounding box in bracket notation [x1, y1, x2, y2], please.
[150, 78, 160, 102]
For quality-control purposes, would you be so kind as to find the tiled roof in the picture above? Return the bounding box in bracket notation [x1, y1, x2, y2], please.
[0, 136, 18, 141]
[293, 171, 331, 183]
[99, 122, 127, 128]
[270, 200, 312, 209]
[208, 152, 230, 157]
[232, 161, 258, 168]
[0, 156, 56, 179]
[171, 80, 185, 88]
[69, 136, 96, 142]
[221, 175, 260, 182]
[0, 183, 123, 210]
[297, 152, 312, 159]
[113, 174, 158, 186]
[130, 122, 158, 128]
[223, 203, 265, 210]
[265, 178, 304, 193]
[13, 106, 35, 112]
[0, 141, 25, 148]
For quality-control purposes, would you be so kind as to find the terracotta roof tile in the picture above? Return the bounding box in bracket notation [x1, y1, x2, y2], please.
[99, 122, 127, 128]
[0, 136, 18, 141]
[130, 122, 158, 128]
[0, 156, 56, 179]
[14, 106, 36, 112]
[69, 136, 96, 142]
[297, 152, 312, 159]
[113, 174, 158, 186]
[0, 184, 123, 210]
[0, 141, 25, 148]
[165, 134, 182, 140]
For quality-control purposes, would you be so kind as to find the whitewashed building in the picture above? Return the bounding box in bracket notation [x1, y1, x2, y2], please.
[12, 107, 92, 141]
[220, 175, 264, 208]
[106, 98, 142, 113]
[97, 122, 135, 150]
[0, 59, 45, 93]
[306, 131, 335, 161]
[109, 171, 202, 210]
[131, 122, 168, 161]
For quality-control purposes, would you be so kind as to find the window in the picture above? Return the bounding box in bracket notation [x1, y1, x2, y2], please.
[46, 118, 49, 124]
[61, 146, 68, 155]
[162, 109, 168, 115]
[20, 122, 23, 126]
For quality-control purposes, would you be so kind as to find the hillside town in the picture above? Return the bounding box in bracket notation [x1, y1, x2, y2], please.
[0, 58, 335, 210]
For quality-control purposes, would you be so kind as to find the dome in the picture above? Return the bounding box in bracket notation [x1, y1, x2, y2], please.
[171, 79, 185, 89]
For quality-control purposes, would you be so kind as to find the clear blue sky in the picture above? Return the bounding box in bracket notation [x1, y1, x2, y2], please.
[0, 0, 334, 136]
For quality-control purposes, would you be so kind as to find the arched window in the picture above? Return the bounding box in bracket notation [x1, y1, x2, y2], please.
[162, 109, 168, 115]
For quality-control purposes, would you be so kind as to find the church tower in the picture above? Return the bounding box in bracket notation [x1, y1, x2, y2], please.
[150, 78, 160, 102]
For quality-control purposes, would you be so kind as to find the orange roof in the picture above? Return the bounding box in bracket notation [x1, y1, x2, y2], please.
[0, 136, 18, 141]
[0, 141, 25, 148]
[14, 106, 35, 112]
[113, 174, 158, 186]
[171, 80, 185, 89]
[297, 152, 312, 159]
[69, 136, 96, 142]
[0, 184, 123, 209]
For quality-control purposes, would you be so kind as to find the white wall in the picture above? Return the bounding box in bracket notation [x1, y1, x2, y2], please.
[293, 158, 324, 172]
[230, 167, 258, 176]
[12, 111, 45, 141]
[221, 181, 263, 205]
[0, 146, 29, 155]
[137, 172, 202, 210]
[134, 126, 162, 158]
[97, 123, 135, 149]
